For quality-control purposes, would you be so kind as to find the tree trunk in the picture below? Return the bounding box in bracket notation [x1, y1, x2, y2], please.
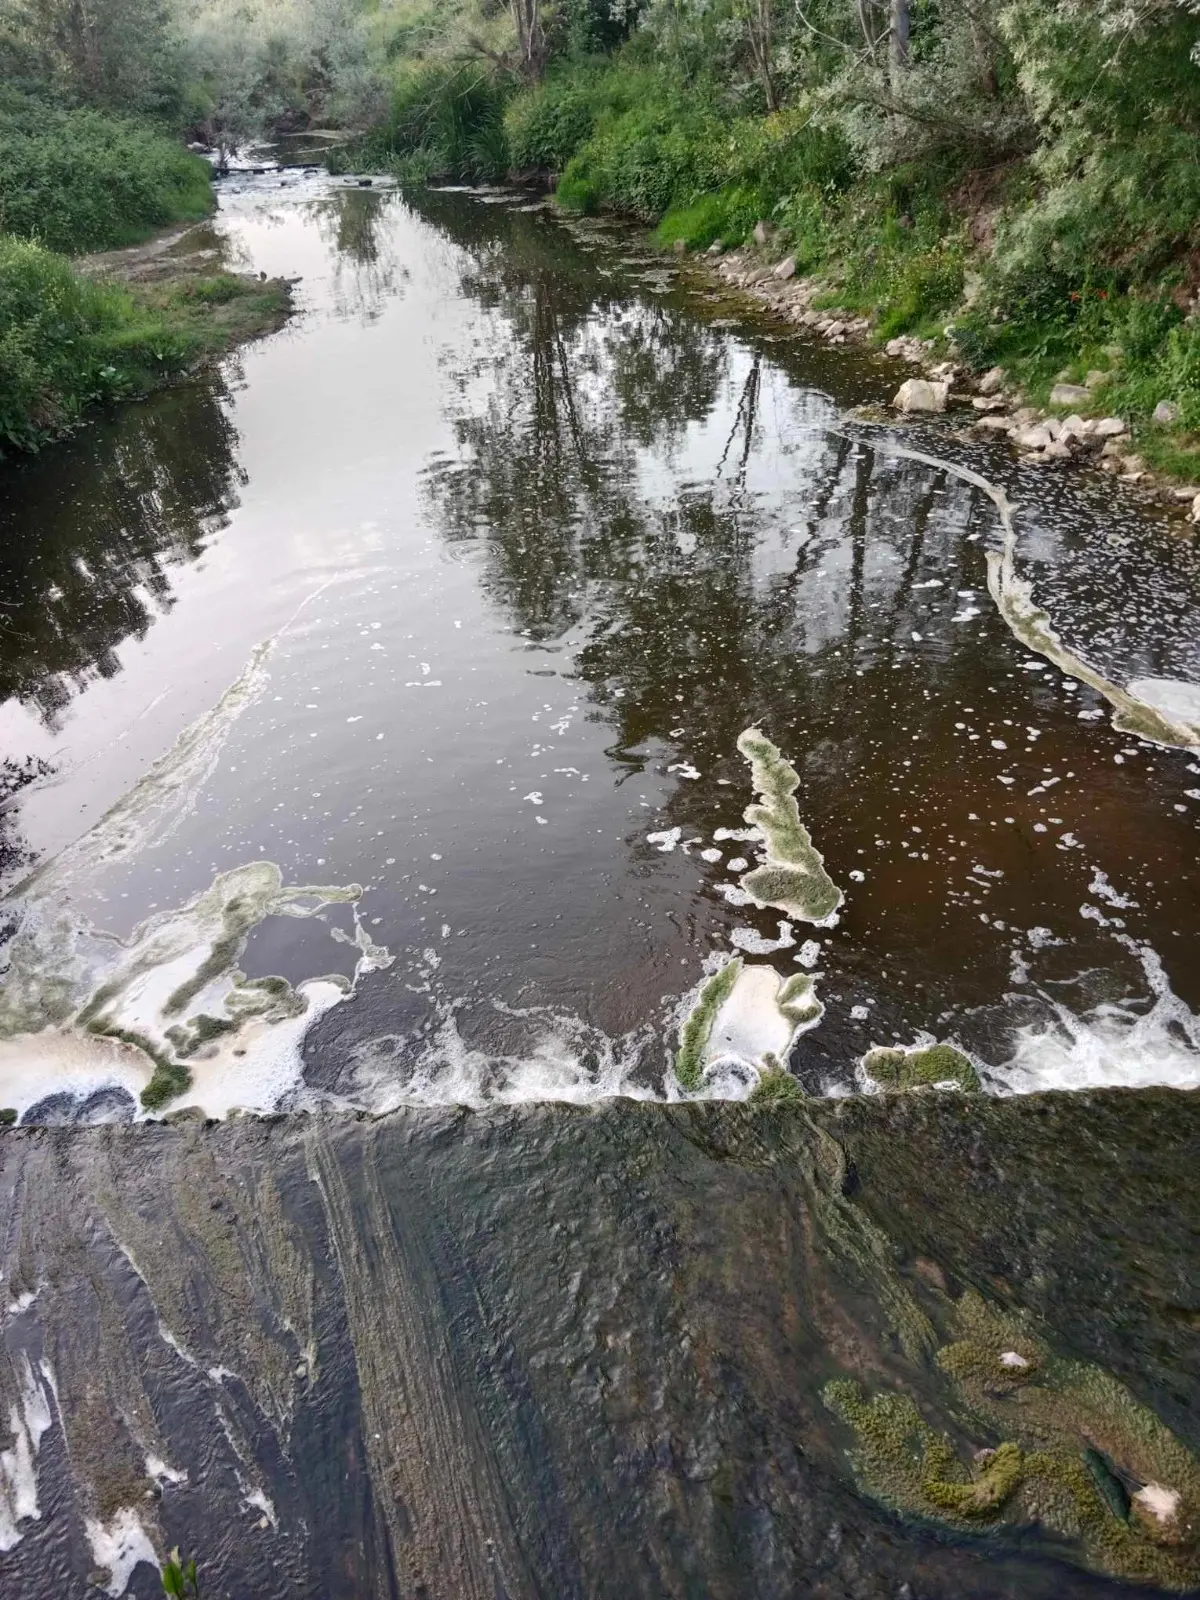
[968, 11, 999, 98]
[745, 0, 778, 112]
[510, 0, 546, 83]
[856, 0, 888, 59]
[889, 0, 910, 85]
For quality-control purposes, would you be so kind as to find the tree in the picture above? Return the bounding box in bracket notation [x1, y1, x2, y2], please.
[511, 0, 550, 80]
[738, 0, 780, 110]
[0, 0, 184, 113]
[888, 0, 908, 83]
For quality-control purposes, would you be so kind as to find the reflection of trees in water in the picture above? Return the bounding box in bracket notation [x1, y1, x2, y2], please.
[417, 191, 997, 786]
[310, 189, 408, 322]
[0, 756, 52, 890]
[415, 192, 728, 639]
[0, 378, 243, 729]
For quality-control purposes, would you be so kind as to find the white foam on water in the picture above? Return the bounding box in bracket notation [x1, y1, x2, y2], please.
[346, 1005, 661, 1111]
[85, 1507, 160, 1597]
[991, 945, 1200, 1094]
[707, 966, 803, 1071]
[0, 862, 382, 1121]
[1126, 678, 1200, 736]
[730, 921, 795, 955]
[1, 637, 391, 1122]
[0, 1353, 55, 1552]
[145, 1455, 187, 1488]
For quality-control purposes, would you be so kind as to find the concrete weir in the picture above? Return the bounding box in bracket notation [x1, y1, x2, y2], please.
[1, 1090, 1199, 1598]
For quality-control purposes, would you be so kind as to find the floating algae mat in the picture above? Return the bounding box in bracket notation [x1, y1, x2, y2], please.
[672, 725, 839, 1094]
[733, 726, 844, 925]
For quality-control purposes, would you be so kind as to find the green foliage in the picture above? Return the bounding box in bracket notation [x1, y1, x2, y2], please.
[0, 0, 184, 118]
[141, 1058, 193, 1112]
[348, 60, 511, 181]
[554, 77, 855, 224]
[161, 1549, 201, 1598]
[0, 1108, 17, 1126]
[0, 95, 212, 256]
[0, 238, 288, 456]
[504, 65, 612, 173]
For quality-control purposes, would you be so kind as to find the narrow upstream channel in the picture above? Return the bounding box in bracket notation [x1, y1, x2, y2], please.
[3, 167, 1199, 1115]
[3, 164, 1200, 1600]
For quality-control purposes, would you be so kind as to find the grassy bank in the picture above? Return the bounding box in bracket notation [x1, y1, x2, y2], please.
[0, 93, 294, 458]
[0, 93, 214, 255]
[347, 2, 1200, 487]
[516, 62, 1199, 482]
[0, 237, 290, 456]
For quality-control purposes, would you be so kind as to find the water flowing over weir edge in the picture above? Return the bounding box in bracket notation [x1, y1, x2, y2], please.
[2, 626, 1199, 1118]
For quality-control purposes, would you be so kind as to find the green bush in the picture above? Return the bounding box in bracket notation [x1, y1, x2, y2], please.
[505, 73, 602, 173]
[0, 94, 212, 255]
[0, 238, 280, 456]
[0, 238, 129, 449]
[350, 61, 511, 182]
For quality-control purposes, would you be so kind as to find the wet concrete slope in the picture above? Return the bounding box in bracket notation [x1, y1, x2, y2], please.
[1, 1091, 1198, 1598]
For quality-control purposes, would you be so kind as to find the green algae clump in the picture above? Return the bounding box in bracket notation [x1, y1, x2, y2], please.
[748, 1065, 806, 1106]
[824, 1287, 1200, 1590]
[822, 1380, 1019, 1524]
[676, 958, 743, 1091]
[141, 1058, 193, 1112]
[735, 727, 843, 924]
[862, 1043, 980, 1093]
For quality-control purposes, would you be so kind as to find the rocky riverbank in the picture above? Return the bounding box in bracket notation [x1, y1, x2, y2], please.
[704, 242, 1200, 521]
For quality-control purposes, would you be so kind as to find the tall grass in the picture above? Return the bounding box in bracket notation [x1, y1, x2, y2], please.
[0, 93, 213, 255]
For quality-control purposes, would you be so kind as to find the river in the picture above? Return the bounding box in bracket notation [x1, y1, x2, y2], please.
[4, 163, 1200, 1600]
[1, 169, 1199, 1117]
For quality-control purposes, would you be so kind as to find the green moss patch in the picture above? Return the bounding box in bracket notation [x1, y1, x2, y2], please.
[861, 1043, 981, 1094]
[676, 958, 743, 1092]
[736, 727, 843, 924]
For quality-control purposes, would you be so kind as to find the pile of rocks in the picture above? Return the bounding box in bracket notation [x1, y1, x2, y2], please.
[891, 363, 1200, 515]
[697, 235, 1200, 521]
[710, 248, 870, 345]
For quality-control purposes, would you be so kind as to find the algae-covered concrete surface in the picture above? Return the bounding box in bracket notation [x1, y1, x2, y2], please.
[1, 1091, 1198, 1598]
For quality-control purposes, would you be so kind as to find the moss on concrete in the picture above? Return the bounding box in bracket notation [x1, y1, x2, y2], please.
[748, 1066, 806, 1106]
[826, 1285, 1200, 1589]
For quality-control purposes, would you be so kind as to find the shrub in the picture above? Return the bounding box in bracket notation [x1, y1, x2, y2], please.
[352, 61, 511, 182]
[0, 95, 212, 255]
[0, 239, 282, 456]
[504, 73, 602, 173]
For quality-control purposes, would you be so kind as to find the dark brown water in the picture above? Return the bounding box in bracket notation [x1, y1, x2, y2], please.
[2, 173, 1199, 1118]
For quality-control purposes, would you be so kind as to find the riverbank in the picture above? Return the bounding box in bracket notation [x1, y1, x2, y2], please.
[699, 240, 1200, 520]
[0, 227, 293, 458]
[0, 95, 295, 459]
[345, 3, 1200, 493]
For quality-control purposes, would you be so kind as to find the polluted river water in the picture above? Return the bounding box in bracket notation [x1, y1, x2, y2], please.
[1, 169, 1200, 1118]
[3, 166, 1200, 1600]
